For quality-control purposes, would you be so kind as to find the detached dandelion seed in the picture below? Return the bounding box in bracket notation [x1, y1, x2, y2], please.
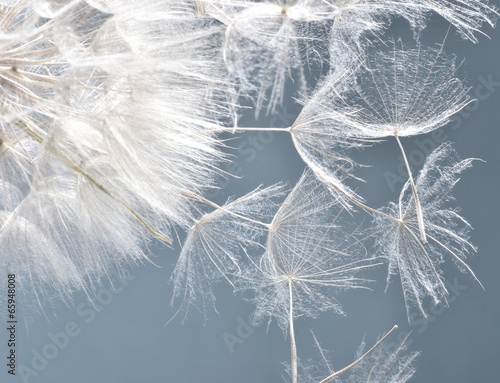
[373, 143, 482, 320]
[170, 183, 285, 321]
[239, 169, 378, 383]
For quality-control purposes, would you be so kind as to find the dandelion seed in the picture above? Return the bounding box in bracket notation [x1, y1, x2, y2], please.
[291, 37, 471, 242]
[243, 169, 374, 328]
[373, 143, 481, 320]
[239, 169, 378, 383]
[297, 329, 418, 383]
[343, 332, 418, 383]
[169, 183, 285, 322]
[324, 38, 470, 140]
[205, 0, 335, 117]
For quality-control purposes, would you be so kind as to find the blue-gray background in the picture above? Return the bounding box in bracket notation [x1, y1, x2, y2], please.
[2, 15, 499, 383]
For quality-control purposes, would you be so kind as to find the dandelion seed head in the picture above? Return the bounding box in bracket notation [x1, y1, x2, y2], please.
[0, 0, 229, 317]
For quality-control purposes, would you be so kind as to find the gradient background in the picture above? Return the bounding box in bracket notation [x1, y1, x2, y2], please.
[2, 13, 499, 383]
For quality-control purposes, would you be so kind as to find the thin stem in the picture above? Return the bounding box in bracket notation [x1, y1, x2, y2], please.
[219, 126, 292, 133]
[342, 190, 399, 222]
[14, 119, 172, 244]
[289, 279, 298, 383]
[395, 135, 427, 243]
[311, 165, 401, 224]
[183, 191, 271, 229]
[289, 133, 401, 224]
[58, 152, 172, 244]
[319, 325, 399, 383]
[220, 126, 401, 225]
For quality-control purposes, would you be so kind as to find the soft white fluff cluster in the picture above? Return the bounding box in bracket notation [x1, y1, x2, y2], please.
[199, 0, 496, 117]
[0, 0, 225, 312]
[1, 0, 497, 381]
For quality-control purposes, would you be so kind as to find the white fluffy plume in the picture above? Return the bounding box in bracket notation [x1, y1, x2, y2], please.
[0, 0, 226, 313]
[373, 143, 480, 320]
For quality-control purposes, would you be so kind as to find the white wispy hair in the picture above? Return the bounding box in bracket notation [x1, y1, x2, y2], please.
[240, 169, 375, 331]
[287, 37, 470, 224]
[288, 64, 370, 207]
[170, 183, 285, 321]
[295, 330, 418, 383]
[372, 143, 481, 320]
[0, 0, 227, 314]
[313, 39, 470, 140]
[203, 0, 330, 117]
[195, 0, 496, 118]
[324, 0, 497, 66]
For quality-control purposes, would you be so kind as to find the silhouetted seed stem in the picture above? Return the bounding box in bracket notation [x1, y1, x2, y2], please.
[223, 126, 401, 223]
[319, 325, 399, 383]
[183, 191, 270, 229]
[395, 135, 427, 243]
[15, 119, 172, 244]
[289, 279, 298, 383]
[220, 126, 292, 133]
